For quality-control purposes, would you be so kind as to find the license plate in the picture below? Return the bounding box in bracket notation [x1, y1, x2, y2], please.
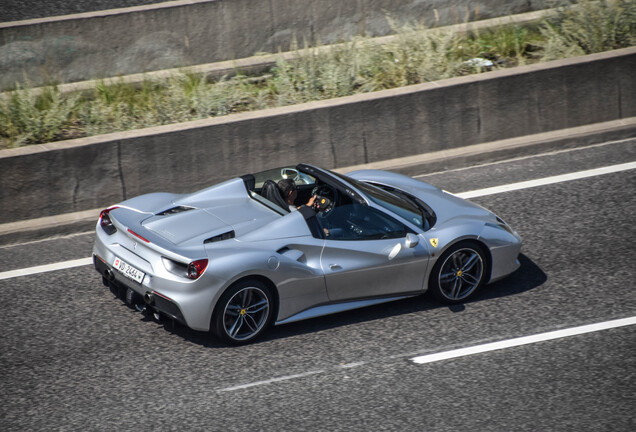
[112, 257, 145, 284]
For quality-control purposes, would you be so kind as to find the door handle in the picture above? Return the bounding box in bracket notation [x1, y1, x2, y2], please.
[329, 264, 342, 271]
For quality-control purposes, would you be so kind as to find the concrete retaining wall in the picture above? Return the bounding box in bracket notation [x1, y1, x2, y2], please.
[1, 47, 634, 224]
[0, 0, 549, 90]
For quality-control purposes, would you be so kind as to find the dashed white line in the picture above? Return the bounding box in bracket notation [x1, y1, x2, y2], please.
[216, 316, 636, 392]
[455, 162, 636, 199]
[339, 362, 365, 369]
[0, 231, 94, 249]
[218, 370, 324, 392]
[410, 316, 636, 365]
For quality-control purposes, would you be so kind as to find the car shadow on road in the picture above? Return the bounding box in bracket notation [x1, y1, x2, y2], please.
[156, 253, 546, 348]
[475, 253, 547, 302]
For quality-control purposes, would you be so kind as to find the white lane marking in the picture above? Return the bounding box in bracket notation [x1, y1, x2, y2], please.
[455, 162, 636, 199]
[219, 317, 636, 391]
[0, 257, 93, 281]
[0, 231, 94, 249]
[3, 161, 635, 281]
[411, 316, 636, 365]
[414, 136, 636, 178]
[218, 370, 324, 392]
[339, 362, 365, 369]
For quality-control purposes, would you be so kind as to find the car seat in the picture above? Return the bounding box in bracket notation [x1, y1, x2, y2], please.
[260, 180, 290, 212]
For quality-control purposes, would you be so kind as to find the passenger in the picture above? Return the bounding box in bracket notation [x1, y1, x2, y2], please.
[277, 178, 316, 211]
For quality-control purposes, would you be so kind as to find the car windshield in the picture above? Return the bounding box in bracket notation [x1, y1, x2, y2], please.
[333, 173, 426, 229]
[252, 166, 316, 189]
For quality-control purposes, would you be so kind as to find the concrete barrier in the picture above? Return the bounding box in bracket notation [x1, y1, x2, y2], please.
[0, 47, 634, 225]
[0, 0, 549, 90]
[16, 9, 554, 99]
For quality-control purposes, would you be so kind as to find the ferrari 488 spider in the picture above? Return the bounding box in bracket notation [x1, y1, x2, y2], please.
[93, 164, 521, 344]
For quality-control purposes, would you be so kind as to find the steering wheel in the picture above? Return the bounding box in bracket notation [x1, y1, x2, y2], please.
[311, 185, 335, 213]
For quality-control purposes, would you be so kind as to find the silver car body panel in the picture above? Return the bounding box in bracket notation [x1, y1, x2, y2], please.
[321, 237, 429, 301]
[93, 164, 521, 332]
[275, 294, 419, 325]
[347, 169, 522, 285]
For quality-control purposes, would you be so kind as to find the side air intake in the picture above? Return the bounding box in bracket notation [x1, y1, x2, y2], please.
[157, 206, 195, 216]
[204, 231, 235, 244]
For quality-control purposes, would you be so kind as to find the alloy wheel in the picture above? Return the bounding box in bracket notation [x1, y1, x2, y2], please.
[222, 286, 270, 341]
[437, 247, 484, 301]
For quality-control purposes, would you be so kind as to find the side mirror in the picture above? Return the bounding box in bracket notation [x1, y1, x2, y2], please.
[405, 233, 419, 248]
[281, 168, 299, 180]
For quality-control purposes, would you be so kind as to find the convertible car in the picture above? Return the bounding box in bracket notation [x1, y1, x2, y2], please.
[93, 163, 521, 344]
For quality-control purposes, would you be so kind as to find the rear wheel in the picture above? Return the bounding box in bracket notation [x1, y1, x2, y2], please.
[429, 242, 486, 303]
[212, 279, 273, 345]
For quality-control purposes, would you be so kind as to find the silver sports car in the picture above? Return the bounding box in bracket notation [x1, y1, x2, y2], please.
[93, 163, 522, 344]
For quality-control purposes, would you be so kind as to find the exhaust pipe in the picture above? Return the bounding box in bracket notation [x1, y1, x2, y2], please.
[104, 269, 115, 282]
[144, 292, 154, 305]
[142, 292, 161, 321]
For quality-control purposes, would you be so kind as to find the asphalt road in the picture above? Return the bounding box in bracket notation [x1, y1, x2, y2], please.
[1, 138, 635, 431]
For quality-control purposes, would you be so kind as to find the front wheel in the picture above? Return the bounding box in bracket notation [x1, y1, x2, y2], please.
[429, 242, 486, 303]
[212, 279, 273, 345]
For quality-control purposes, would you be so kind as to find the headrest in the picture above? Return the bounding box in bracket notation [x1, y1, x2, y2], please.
[261, 180, 290, 211]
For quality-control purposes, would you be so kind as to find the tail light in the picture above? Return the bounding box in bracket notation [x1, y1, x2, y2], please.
[99, 207, 119, 235]
[187, 259, 208, 280]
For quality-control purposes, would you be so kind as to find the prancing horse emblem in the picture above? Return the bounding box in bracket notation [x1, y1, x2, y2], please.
[429, 238, 438, 248]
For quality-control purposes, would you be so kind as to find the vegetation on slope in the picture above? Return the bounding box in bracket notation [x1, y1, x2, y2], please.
[1, 0, 634, 148]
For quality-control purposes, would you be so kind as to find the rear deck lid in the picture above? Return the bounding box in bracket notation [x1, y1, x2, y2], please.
[142, 209, 229, 244]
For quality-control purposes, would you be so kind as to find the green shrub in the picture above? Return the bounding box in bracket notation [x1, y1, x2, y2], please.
[0, 85, 78, 147]
[460, 24, 541, 66]
[540, 0, 636, 60]
[361, 27, 465, 89]
[269, 39, 366, 104]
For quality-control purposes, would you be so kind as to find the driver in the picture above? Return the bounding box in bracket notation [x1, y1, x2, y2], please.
[277, 179, 316, 211]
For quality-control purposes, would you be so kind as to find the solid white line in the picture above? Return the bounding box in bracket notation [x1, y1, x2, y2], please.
[218, 370, 324, 392]
[3, 161, 635, 281]
[411, 316, 636, 365]
[455, 162, 636, 199]
[0, 257, 93, 281]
